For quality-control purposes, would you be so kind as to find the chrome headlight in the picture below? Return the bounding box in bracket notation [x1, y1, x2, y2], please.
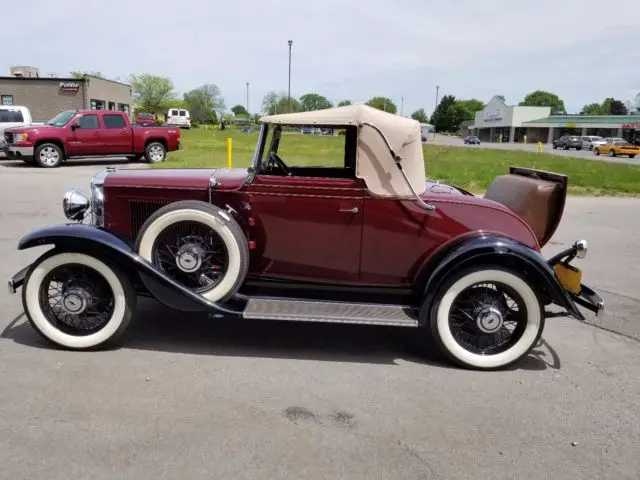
[90, 170, 109, 227]
[63, 189, 90, 222]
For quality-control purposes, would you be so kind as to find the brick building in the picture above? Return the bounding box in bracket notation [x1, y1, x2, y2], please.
[0, 66, 133, 122]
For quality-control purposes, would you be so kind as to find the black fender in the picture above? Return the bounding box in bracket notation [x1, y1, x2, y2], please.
[418, 234, 584, 321]
[17, 223, 243, 316]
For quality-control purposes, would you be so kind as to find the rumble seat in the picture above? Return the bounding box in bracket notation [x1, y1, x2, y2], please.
[484, 173, 562, 242]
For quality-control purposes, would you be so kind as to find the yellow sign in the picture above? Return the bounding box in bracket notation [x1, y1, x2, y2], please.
[566, 122, 576, 128]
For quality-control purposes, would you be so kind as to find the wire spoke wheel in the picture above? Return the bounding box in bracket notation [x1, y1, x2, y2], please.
[38, 263, 115, 336]
[151, 220, 230, 293]
[448, 282, 527, 355]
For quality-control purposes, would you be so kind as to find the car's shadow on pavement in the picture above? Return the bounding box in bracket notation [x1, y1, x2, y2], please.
[1, 298, 560, 371]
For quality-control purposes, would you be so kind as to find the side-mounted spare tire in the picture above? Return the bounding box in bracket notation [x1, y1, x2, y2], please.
[135, 200, 250, 303]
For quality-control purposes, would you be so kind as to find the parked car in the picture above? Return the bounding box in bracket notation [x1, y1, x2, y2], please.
[166, 108, 191, 129]
[0, 105, 34, 155]
[594, 140, 640, 158]
[552, 135, 583, 150]
[135, 112, 157, 127]
[8, 105, 603, 370]
[581, 135, 606, 150]
[4, 110, 181, 168]
[464, 135, 480, 145]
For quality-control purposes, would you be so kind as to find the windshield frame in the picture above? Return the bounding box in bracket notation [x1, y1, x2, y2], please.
[45, 110, 77, 127]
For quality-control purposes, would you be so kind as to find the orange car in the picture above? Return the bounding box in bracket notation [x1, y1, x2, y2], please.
[594, 140, 640, 158]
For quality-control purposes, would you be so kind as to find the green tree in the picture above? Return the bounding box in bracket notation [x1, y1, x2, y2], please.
[261, 91, 301, 114]
[183, 84, 225, 123]
[70, 70, 104, 79]
[337, 100, 352, 107]
[456, 99, 485, 117]
[519, 90, 566, 114]
[299, 93, 333, 111]
[231, 104, 249, 117]
[251, 113, 261, 124]
[366, 96, 397, 114]
[581, 103, 604, 115]
[602, 97, 627, 115]
[129, 74, 176, 114]
[431, 95, 469, 133]
[411, 108, 429, 123]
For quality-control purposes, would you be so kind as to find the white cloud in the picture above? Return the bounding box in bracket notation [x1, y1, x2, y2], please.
[2, 0, 639, 115]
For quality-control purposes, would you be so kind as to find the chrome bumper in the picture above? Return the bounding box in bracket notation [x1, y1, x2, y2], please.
[571, 283, 604, 317]
[8, 146, 34, 156]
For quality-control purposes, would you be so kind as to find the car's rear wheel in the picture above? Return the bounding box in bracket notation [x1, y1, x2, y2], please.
[22, 251, 136, 349]
[34, 143, 63, 168]
[145, 142, 167, 163]
[629, 154, 635, 159]
[609, 149, 616, 157]
[594, 148, 600, 155]
[422, 266, 544, 370]
[135, 200, 249, 303]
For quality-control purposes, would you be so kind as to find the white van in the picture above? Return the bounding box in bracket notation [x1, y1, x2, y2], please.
[166, 108, 191, 129]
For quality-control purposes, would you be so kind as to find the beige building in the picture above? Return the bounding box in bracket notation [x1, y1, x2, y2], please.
[0, 66, 133, 121]
[468, 96, 551, 143]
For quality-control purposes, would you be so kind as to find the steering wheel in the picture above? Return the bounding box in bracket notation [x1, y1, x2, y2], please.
[263, 151, 292, 176]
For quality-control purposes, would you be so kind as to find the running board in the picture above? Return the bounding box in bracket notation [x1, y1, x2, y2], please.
[242, 298, 419, 327]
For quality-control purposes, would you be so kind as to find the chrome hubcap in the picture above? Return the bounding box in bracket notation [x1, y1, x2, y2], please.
[475, 306, 504, 334]
[61, 288, 89, 315]
[149, 146, 164, 162]
[40, 147, 60, 165]
[175, 244, 205, 273]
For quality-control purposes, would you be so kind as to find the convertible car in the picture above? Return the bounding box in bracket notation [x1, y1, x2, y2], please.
[594, 140, 640, 158]
[8, 105, 603, 370]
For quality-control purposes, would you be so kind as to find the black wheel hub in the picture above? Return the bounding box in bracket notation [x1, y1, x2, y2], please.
[38, 264, 115, 335]
[449, 283, 527, 355]
[151, 222, 230, 293]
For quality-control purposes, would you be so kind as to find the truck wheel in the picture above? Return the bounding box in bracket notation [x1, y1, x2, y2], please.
[421, 266, 544, 370]
[34, 143, 64, 168]
[22, 250, 136, 350]
[135, 200, 249, 303]
[145, 142, 167, 163]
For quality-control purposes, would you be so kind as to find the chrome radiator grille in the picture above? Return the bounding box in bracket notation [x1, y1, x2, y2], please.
[129, 200, 170, 238]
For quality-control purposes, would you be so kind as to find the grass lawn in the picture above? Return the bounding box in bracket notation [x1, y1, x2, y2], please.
[157, 127, 640, 196]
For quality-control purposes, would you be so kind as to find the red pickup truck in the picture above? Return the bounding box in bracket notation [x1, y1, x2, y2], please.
[4, 110, 181, 168]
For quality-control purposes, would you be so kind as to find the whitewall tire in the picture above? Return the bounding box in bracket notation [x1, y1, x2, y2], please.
[135, 200, 249, 303]
[425, 266, 544, 370]
[22, 251, 136, 349]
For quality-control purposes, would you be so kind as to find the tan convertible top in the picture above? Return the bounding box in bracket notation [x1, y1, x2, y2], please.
[260, 105, 426, 198]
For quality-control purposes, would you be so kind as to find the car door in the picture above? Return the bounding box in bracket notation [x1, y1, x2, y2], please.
[100, 113, 133, 154]
[68, 113, 102, 156]
[247, 126, 364, 283]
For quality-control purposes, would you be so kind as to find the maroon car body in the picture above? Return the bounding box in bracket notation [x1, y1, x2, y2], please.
[4, 110, 180, 168]
[8, 105, 603, 370]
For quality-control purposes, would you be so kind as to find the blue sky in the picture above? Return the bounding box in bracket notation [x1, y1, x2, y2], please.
[3, 0, 639, 115]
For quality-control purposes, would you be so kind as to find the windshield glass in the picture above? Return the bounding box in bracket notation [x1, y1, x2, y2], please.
[46, 110, 76, 126]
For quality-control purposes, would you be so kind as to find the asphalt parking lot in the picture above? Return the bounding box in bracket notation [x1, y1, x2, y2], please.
[0, 159, 639, 480]
[430, 134, 640, 164]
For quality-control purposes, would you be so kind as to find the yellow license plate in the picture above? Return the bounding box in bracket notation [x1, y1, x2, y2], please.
[554, 263, 582, 295]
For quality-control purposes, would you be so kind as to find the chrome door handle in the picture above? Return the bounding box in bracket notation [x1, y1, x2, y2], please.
[339, 207, 359, 213]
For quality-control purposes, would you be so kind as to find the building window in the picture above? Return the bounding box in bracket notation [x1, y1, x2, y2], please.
[1, 95, 13, 105]
[103, 114, 126, 129]
[90, 99, 105, 110]
[118, 103, 130, 114]
[108, 101, 116, 111]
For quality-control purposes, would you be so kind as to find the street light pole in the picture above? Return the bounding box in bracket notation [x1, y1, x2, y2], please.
[433, 85, 440, 139]
[287, 40, 293, 112]
[246, 82, 250, 114]
[401, 96, 404, 116]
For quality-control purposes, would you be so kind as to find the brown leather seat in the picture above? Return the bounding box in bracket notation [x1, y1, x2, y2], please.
[484, 174, 562, 242]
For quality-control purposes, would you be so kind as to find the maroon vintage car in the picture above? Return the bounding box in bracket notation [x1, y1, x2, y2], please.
[8, 105, 603, 370]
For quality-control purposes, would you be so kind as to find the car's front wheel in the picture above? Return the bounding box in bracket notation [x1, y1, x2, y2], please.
[594, 148, 600, 155]
[34, 143, 64, 168]
[22, 251, 136, 349]
[423, 266, 545, 370]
